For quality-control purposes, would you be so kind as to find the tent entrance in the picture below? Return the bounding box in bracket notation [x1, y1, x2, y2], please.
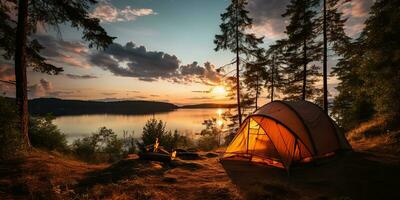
[223, 118, 285, 168]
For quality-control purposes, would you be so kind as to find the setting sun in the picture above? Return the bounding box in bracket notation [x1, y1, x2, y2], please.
[211, 86, 227, 97]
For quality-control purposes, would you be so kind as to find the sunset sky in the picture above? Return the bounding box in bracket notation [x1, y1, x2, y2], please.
[0, 0, 374, 105]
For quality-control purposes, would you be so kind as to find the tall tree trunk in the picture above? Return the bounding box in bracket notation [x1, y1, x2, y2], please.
[255, 71, 259, 110]
[323, 0, 329, 113]
[235, 3, 242, 125]
[271, 55, 275, 102]
[302, 39, 307, 101]
[15, 0, 30, 148]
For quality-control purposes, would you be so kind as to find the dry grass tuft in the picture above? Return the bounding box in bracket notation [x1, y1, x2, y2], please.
[347, 117, 400, 153]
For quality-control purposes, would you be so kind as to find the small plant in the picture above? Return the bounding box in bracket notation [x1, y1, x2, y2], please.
[29, 115, 68, 152]
[0, 97, 24, 159]
[72, 127, 125, 163]
[197, 118, 222, 151]
[137, 118, 197, 152]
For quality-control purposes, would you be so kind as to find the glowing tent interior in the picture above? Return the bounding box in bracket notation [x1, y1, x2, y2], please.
[223, 101, 352, 170]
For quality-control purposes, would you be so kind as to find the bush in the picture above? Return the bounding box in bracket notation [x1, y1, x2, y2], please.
[137, 118, 184, 152]
[29, 115, 68, 152]
[0, 97, 23, 159]
[197, 135, 220, 151]
[196, 118, 221, 151]
[122, 130, 137, 154]
[72, 127, 135, 163]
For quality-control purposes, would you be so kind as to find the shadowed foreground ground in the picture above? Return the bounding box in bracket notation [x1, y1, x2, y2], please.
[221, 151, 400, 200]
[0, 148, 399, 199]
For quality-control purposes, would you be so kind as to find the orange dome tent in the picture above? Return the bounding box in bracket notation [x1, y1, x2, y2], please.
[223, 101, 351, 170]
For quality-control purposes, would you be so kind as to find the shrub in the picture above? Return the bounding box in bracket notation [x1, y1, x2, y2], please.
[29, 115, 68, 152]
[72, 127, 134, 163]
[196, 118, 221, 151]
[197, 135, 220, 151]
[122, 130, 137, 154]
[0, 97, 23, 159]
[137, 118, 183, 152]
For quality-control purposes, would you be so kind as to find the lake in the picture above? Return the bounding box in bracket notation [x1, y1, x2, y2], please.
[54, 108, 227, 143]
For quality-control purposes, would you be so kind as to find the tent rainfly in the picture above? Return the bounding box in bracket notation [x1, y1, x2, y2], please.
[223, 101, 352, 170]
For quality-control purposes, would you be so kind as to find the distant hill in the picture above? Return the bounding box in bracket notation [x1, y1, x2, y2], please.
[2, 97, 235, 116]
[180, 103, 236, 109]
[28, 98, 178, 116]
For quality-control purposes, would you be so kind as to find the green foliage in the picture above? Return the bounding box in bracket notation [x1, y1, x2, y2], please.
[332, 0, 400, 130]
[357, 0, 400, 123]
[214, 0, 263, 56]
[137, 118, 168, 151]
[122, 130, 137, 154]
[137, 118, 194, 152]
[281, 0, 322, 101]
[215, 0, 263, 124]
[0, 0, 115, 74]
[72, 127, 128, 163]
[197, 118, 222, 151]
[29, 115, 68, 152]
[0, 97, 23, 159]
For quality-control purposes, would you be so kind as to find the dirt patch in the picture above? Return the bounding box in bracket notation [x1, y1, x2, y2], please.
[170, 160, 204, 170]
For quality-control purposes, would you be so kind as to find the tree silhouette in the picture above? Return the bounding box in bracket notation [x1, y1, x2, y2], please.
[321, 0, 351, 113]
[281, 0, 322, 101]
[243, 49, 265, 110]
[1, 0, 115, 148]
[264, 40, 287, 102]
[214, 0, 263, 125]
[333, 0, 400, 129]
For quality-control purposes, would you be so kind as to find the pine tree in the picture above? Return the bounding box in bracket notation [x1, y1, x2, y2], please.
[356, 0, 400, 124]
[214, 0, 263, 125]
[331, 39, 374, 130]
[1, 0, 115, 148]
[332, 0, 400, 129]
[264, 40, 287, 102]
[321, 0, 351, 113]
[243, 49, 265, 109]
[281, 0, 322, 101]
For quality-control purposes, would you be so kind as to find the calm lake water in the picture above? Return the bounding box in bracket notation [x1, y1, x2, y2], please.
[54, 108, 226, 143]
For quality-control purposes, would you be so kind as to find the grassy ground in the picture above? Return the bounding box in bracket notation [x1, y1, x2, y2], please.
[1, 121, 399, 200]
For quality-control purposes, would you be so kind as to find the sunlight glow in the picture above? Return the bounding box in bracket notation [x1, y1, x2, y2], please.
[211, 86, 227, 97]
[216, 119, 224, 127]
[216, 108, 224, 116]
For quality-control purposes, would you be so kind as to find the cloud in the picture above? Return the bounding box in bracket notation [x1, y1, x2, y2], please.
[341, 0, 374, 37]
[90, 42, 180, 79]
[341, 0, 374, 18]
[90, 1, 156, 23]
[28, 79, 53, 98]
[0, 63, 14, 81]
[90, 42, 224, 86]
[247, 0, 289, 39]
[344, 23, 366, 37]
[65, 74, 98, 79]
[0, 63, 16, 96]
[101, 92, 117, 96]
[39, 78, 53, 91]
[247, 0, 373, 39]
[33, 34, 91, 68]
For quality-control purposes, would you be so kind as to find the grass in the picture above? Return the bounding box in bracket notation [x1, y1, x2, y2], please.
[347, 117, 400, 154]
[1, 118, 400, 199]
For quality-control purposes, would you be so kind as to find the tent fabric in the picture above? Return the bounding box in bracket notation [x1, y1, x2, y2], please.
[223, 100, 351, 170]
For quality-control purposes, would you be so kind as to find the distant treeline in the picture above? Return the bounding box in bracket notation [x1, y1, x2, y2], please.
[28, 98, 178, 116]
[180, 103, 236, 109]
[3, 97, 235, 116]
